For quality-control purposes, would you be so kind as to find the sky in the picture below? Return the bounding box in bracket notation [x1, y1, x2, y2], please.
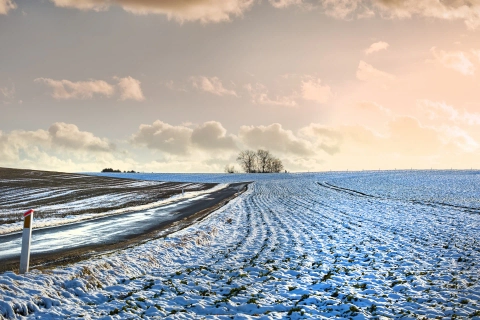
[1, 0, 480, 173]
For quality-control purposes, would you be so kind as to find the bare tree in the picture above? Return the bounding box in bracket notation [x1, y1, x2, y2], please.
[267, 157, 284, 173]
[224, 164, 236, 174]
[236, 149, 284, 173]
[256, 149, 271, 173]
[236, 150, 257, 173]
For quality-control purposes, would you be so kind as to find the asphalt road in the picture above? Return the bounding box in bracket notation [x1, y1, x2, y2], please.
[0, 182, 249, 271]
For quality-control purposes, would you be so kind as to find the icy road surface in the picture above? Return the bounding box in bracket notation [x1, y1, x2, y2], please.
[0, 170, 479, 319]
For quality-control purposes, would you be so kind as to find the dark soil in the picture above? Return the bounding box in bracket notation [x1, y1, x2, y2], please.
[0, 167, 215, 224]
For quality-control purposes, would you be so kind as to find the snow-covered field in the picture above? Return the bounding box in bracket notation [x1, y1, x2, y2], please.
[0, 168, 215, 235]
[1, 171, 479, 319]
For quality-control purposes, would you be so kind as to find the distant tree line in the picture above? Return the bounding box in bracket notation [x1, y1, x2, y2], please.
[232, 149, 284, 173]
[101, 168, 136, 173]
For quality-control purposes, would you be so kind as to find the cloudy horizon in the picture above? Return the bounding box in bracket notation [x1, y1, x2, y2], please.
[1, 0, 480, 172]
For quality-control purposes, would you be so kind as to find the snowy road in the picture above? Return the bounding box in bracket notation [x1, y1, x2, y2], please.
[0, 183, 247, 271]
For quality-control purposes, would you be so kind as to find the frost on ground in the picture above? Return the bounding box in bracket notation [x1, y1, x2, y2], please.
[0, 171, 479, 319]
[0, 168, 215, 234]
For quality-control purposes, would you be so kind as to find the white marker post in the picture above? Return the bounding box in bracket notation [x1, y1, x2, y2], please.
[20, 209, 34, 274]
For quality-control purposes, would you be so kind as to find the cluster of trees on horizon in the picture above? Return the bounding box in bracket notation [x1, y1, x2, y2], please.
[226, 149, 284, 173]
[101, 168, 136, 173]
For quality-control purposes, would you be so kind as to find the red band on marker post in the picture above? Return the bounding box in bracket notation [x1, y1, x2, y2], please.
[23, 209, 34, 217]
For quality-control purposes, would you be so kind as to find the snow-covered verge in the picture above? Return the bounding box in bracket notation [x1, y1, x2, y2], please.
[1, 172, 479, 319]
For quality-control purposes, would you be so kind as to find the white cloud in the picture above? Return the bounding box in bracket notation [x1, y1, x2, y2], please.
[245, 77, 332, 107]
[0, 123, 118, 171]
[2, 122, 114, 153]
[239, 123, 313, 156]
[0, 0, 16, 15]
[48, 0, 255, 23]
[372, 0, 480, 30]
[365, 41, 389, 54]
[43, 0, 480, 28]
[2, 118, 479, 172]
[131, 120, 192, 155]
[356, 60, 395, 82]
[429, 47, 475, 76]
[35, 78, 115, 100]
[191, 121, 237, 150]
[313, 0, 480, 30]
[132, 120, 318, 157]
[417, 99, 480, 125]
[34, 76, 145, 101]
[131, 120, 237, 155]
[321, 0, 361, 19]
[298, 124, 343, 155]
[48, 122, 115, 152]
[0, 129, 49, 163]
[268, 0, 303, 9]
[439, 125, 479, 152]
[418, 100, 459, 121]
[48, 0, 108, 11]
[356, 101, 392, 115]
[245, 83, 297, 107]
[301, 78, 332, 104]
[300, 116, 462, 158]
[190, 76, 237, 96]
[357, 6, 375, 19]
[303, 112, 478, 160]
[115, 76, 145, 101]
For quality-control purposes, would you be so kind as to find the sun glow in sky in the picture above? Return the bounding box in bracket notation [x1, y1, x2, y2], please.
[1, 0, 480, 172]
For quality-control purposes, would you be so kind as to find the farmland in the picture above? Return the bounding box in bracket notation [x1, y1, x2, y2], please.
[0, 170, 479, 318]
[0, 167, 215, 234]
